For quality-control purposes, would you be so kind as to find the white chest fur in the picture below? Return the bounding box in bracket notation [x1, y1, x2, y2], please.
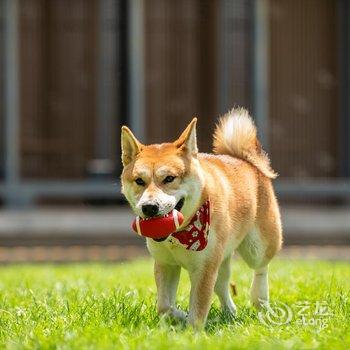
[146, 229, 217, 272]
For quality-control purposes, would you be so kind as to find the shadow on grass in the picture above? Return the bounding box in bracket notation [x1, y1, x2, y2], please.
[205, 306, 258, 332]
[154, 305, 259, 333]
[105, 287, 261, 333]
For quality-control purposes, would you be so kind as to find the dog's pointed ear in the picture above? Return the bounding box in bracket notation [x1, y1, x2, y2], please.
[121, 126, 142, 166]
[174, 118, 198, 156]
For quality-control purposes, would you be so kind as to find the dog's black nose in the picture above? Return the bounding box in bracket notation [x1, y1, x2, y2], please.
[142, 204, 159, 217]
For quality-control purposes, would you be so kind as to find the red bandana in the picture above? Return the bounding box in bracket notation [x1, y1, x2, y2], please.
[168, 200, 210, 251]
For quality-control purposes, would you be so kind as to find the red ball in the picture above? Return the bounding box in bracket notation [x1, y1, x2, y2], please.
[132, 209, 184, 239]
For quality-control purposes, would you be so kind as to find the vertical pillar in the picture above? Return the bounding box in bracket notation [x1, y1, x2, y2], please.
[253, 0, 270, 150]
[4, 0, 21, 206]
[128, 0, 145, 142]
[338, 0, 350, 177]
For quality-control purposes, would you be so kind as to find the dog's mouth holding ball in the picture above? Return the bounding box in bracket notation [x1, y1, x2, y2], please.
[141, 197, 185, 220]
[131, 197, 185, 241]
[152, 198, 185, 242]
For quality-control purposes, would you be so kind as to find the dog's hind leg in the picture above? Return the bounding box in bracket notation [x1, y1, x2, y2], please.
[249, 177, 282, 308]
[237, 227, 271, 309]
[154, 262, 186, 320]
[250, 266, 269, 308]
[214, 256, 237, 316]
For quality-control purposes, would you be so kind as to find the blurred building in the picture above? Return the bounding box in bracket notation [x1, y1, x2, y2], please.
[0, 0, 349, 207]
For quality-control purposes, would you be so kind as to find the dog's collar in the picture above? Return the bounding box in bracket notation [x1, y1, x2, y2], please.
[168, 200, 210, 251]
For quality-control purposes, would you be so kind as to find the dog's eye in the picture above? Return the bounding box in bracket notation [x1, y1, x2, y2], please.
[135, 178, 145, 186]
[163, 176, 176, 184]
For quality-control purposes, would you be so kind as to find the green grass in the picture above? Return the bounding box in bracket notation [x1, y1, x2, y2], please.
[0, 258, 349, 349]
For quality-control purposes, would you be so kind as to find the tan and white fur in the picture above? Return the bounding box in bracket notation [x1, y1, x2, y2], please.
[121, 108, 282, 328]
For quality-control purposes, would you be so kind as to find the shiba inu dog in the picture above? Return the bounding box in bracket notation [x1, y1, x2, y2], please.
[121, 108, 282, 328]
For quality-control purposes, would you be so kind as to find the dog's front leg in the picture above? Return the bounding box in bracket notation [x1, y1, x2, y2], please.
[187, 262, 220, 329]
[154, 261, 186, 320]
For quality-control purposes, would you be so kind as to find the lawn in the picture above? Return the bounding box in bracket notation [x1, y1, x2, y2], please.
[0, 258, 348, 349]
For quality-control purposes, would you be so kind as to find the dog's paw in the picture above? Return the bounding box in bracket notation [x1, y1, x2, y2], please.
[158, 306, 187, 322]
[170, 307, 187, 321]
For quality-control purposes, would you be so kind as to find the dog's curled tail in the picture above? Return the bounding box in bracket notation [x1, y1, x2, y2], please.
[213, 108, 277, 179]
